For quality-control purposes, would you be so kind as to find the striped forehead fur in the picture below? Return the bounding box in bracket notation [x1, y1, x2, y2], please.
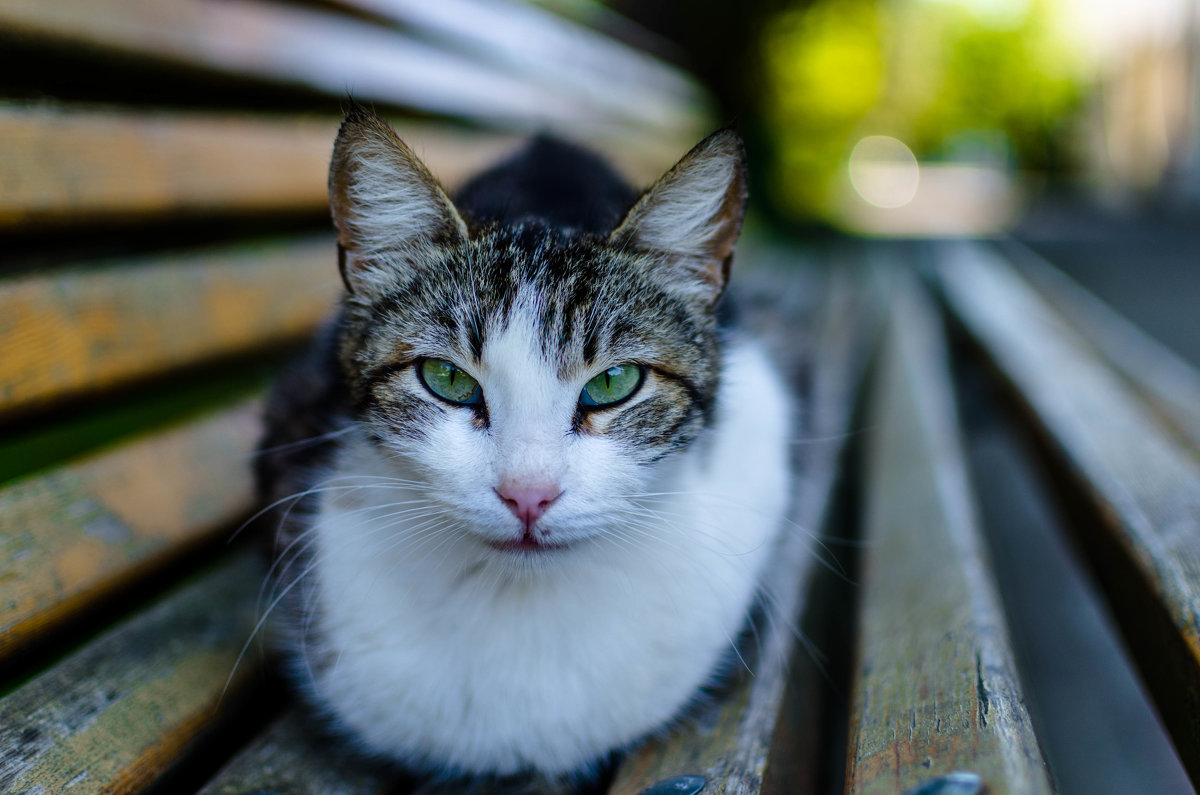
[335, 221, 720, 459]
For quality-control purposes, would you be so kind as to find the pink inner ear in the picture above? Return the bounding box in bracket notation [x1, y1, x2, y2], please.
[608, 129, 747, 294]
[328, 106, 467, 271]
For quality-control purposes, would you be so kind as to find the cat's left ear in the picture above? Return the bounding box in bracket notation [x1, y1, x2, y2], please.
[329, 104, 468, 296]
[609, 128, 747, 305]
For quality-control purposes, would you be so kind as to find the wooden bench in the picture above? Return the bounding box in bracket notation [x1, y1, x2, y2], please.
[3, 3, 1200, 793]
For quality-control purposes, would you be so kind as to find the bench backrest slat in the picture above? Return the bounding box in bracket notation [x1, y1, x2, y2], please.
[0, 237, 337, 418]
[0, 400, 259, 662]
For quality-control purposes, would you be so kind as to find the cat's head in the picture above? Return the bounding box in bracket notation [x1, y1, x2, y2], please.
[327, 107, 747, 557]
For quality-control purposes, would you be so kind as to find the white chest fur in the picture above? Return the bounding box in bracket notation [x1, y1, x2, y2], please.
[300, 338, 792, 776]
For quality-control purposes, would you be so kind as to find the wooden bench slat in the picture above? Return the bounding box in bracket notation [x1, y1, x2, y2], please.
[0, 106, 333, 225]
[332, 0, 705, 133]
[0, 0, 700, 137]
[1006, 241, 1200, 456]
[610, 263, 879, 795]
[0, 552, 261, 795]
[847, 277, 1051, 793]
[0, 106, 528, 228]
[198, 709, 391, 795]
[0, 400, 259, 661]
[937, 240, 1200, 786]
[0, 235, 338, 416]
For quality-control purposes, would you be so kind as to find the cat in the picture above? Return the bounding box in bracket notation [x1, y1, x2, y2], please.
[255, 104, 794, 784]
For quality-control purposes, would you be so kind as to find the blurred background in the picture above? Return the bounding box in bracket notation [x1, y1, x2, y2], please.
[620, 0, 1200, 372]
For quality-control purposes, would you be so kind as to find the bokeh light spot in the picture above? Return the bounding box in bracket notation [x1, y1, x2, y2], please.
[848, 136, 920, 208]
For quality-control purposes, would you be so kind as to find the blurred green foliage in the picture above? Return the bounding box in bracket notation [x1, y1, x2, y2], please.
[761, 0, 1086, 220]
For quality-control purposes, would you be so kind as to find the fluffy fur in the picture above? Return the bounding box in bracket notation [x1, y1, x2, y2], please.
[256, 106, 793, 781]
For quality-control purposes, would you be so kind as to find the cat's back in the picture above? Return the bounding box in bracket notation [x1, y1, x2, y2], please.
[453, 135, 637, 234]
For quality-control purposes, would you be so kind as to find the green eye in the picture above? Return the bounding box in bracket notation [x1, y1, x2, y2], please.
[419, 359, 482, 405]
[580, 364, 643, 408]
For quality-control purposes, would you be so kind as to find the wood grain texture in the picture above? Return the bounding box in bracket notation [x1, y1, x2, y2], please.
[1004, 240, 1200, 456]
[0, 0, 703, 140]
[330, 0, 706, 135]
[846, 277, 1051, 794]
[0, 552, 262, 795]
[198, 709, 396, 795]
[0, 235, 338, 416]
[938, 240, 1200, 786]
[610, 259, 880, 795]
[0, 106, 525, 227]
[0, 400, 260, 661]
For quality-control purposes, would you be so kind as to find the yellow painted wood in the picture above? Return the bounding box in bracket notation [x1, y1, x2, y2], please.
[846, 277, 1051, 794]
[0, 553, 262, 794]
[939, 240, 1200, 787]
[0, 400, 260, 661]
[0, 235, 339, 416]
[0, 106, 333, 225]
[0, 105, 525, 227]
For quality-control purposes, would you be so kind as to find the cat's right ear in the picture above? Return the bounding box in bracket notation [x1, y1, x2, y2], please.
[329, 105, 467, 296]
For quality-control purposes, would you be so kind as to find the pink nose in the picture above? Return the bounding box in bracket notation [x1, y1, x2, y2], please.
[495, 481, 561, 528]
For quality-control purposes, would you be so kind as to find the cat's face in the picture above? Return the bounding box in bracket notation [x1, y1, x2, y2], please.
[327, 108, 746, 556]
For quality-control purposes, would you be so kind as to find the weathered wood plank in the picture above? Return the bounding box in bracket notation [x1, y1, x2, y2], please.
[846, 277, 1051, 794]
[0, 106, 521, 227]
[1005, 241, 1200, 456]
[937, 240, 1200, 787]
[0, 552, 262, 795]
[609, 258, 879, 794]
[0, 0, 702, 139]
[0, 235, 339, 416]
[198, 709, 395, 795]
[0, 400, 259, 661]
[331, 0, 706, 135]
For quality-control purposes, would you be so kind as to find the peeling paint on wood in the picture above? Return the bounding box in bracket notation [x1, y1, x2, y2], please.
[846, 277, 1052, 794]
[0, 400, 260, 661]
[0, 553, 262, 794]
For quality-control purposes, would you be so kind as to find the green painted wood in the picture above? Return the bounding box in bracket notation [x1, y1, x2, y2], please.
[0, 400, 259, 662]
[0, 553, 262, 794]
[846, 276, 1051, 794]
[938, 240, 1200, 788]
[611, 258, 880, 795]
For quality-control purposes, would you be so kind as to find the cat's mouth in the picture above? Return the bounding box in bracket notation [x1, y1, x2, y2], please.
[486, 535, 569, 554]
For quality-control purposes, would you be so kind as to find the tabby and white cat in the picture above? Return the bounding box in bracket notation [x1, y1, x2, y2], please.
[256, 106, 793, 781]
